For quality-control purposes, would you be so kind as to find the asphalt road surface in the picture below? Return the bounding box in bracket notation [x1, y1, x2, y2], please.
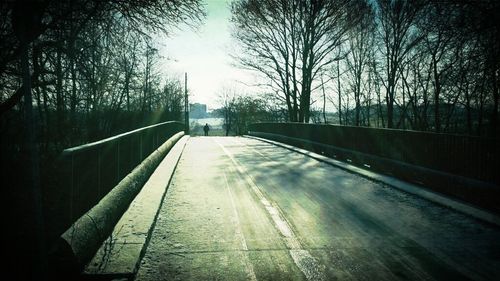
[135, 137, 500, 281]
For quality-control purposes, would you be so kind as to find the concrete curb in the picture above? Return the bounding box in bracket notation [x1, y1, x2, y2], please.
[244, 135, 500, 227]
[84, 136, 189, 277]
[51, 132, 186, 277]
[83, 135, 189, 278]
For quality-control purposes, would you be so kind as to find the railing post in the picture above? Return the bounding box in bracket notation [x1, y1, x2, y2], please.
[97, 147, 101, 198]
[117, 139, 120, 184]
[60, 121, 184, 226]
[70, 154, 74, 223]
[140, 133, 143, 160]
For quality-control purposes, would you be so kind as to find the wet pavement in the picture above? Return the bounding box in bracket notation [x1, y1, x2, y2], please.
[135, 137, 500, 281]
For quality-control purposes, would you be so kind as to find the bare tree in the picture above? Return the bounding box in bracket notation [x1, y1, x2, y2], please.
[345, 0, 375, 126]
[375, 0, 425, 128]
[0, 0, 205, 116]
[296, 0, 355, 122]
[1, 2, 205, 278]
[231, 0, 356, 123]
[218, 88, 237, 136]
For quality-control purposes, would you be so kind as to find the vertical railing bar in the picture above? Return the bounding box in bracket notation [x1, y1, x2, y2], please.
[117, 139, 120, 184]
[58, 121, 193, 223]
[97, 147, 101, 199]
[70, 153, 74, 223]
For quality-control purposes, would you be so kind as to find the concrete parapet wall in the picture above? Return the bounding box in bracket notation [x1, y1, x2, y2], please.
[50, 132, 185, 276]
[248, 129, 500, 215]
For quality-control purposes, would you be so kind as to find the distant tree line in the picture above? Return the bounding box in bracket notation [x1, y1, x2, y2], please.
[216, 88, 288, 136]
[1, 0, 204, 153]
[231, 0, 499, 137]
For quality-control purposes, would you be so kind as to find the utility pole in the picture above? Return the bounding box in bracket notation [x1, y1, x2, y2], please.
[184, 72, 189, 134]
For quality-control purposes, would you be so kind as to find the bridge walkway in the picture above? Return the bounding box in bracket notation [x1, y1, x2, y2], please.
[134, 136, 500, 281]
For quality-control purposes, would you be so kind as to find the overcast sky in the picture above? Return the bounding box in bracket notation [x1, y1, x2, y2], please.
[156, 0, 256, 110]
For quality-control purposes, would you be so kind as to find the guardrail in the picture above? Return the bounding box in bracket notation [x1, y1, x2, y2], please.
[248, 122, 500, 213]
[51, 132, 185, 276]
[57, 121, 184, 226]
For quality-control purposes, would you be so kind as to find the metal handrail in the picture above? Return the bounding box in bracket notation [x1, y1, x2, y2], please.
[57, 121, 184, 228]
[62, 121, 181, 154]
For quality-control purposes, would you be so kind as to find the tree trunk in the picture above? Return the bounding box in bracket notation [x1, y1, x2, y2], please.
[386, 71, 395, 128]
[55, 46, 64, 141]
[490, 67, 499, 138]
[386, 87, 394, 128]
[337, 61, 342, 125]
[433, 55, 441, 133]
[20, 42, 47, 279]
[321, 75, 327, 123]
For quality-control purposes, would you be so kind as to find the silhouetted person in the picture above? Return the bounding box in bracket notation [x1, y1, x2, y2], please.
[203, 123, 210, 136]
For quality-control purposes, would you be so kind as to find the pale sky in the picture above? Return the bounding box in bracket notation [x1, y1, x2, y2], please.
[155, 0, 256, 110]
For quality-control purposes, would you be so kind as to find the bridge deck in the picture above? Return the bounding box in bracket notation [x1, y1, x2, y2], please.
[135, 137, 500, 281]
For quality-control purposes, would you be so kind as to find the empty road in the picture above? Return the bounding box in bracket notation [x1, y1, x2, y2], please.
[135, 137, 500, 281]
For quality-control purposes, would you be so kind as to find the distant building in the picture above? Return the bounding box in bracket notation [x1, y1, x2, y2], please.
[189, 103, 207, 118]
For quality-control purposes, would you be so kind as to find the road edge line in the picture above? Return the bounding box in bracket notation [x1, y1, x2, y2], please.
[215, 138, 326, 281]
